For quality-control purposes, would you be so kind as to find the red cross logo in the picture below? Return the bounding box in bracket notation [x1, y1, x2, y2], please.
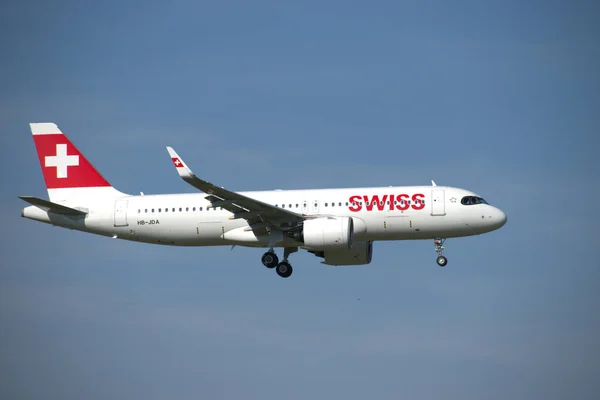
[45, 144, 79, 178]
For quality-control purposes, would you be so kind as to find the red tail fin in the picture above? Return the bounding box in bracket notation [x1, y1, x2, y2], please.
[30, 123, 125, 203]
[31, 123, 111, 189]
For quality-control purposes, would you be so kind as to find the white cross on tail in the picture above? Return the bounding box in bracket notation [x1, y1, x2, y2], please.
[45, 144, 79, 178]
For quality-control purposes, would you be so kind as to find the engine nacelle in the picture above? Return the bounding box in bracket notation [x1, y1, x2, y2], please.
[302, 216, 353, 250]
[322, 241, 373, 266]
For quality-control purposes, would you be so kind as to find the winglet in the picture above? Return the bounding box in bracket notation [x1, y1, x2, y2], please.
[166, 146, 194, 178]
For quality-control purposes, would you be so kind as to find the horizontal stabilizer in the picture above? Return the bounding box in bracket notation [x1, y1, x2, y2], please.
[18, 196, 88, 215]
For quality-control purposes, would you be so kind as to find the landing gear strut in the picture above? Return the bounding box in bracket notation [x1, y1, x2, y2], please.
[263, 247, 297, 278]
[434, 238, 448, 267]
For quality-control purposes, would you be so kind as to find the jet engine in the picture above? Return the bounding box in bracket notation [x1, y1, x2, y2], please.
[309, 241, 374, 266]
[299, 216, 353, 250]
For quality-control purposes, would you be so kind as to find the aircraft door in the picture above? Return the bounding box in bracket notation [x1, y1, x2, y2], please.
[302, 200, 309, 214]
[431, 189, 446, 216]
[114, 199, 129, 226]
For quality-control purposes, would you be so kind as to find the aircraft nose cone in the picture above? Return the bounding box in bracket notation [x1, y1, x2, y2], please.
[498, 210, 507, 227]
[493, 208, 507, 229]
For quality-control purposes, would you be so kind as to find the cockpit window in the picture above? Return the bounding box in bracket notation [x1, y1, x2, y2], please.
[461, 196, 488, 205]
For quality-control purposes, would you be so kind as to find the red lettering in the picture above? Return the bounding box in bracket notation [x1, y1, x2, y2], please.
[363, 196, 373, 211]
[349, 193, 426, 212]
[348, 195, 362, 212]
[411, 193, 425, 210]
[375, 194, 387, 211]
[363, 194, 387, 211]
[396, 194, 409, 211]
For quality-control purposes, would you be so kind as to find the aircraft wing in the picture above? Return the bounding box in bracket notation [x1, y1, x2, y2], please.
[166, 147, 304, 231]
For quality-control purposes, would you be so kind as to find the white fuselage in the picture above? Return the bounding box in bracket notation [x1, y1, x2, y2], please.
[22, 185, 507, 248]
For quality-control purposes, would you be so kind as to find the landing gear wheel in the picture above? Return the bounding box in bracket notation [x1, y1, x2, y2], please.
[275, 262, 293, 278]
[261, 251, 279, 269]
[436, 255, 448, 267]
[433, 238, 447, 267]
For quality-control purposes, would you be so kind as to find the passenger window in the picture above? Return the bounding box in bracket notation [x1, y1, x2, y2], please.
[179, 208, 182, 212]
[325, 203, 328, 207]
[186, 207, 189, 211]
[152, 208, 155, 213]
[145, 209, 148, 213]
[282, 204, 285, 208]
[158, 208, 161, 212]
[193, 207, 196, 211]
[137, 209, 141, 213]
[289, 204, 292, 208]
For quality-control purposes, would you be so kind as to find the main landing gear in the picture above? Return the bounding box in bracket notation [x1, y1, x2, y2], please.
[275, 261, 292, 278]
[434, 238, 448, 267]
[261, 247, 297, 278]
[261, 251, 278, 268]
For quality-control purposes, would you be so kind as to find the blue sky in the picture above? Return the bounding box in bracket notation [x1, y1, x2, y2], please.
[1, 1, 599, 399]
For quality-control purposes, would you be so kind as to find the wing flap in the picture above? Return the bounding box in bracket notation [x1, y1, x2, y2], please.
[19, 196, 88, 215]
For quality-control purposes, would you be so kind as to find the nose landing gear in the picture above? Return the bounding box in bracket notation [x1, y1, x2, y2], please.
[434, 238, 448, 267]
[436, 255, 447, 267]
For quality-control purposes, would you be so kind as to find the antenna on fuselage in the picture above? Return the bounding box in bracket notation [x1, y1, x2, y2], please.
[431, 180, 437, 186]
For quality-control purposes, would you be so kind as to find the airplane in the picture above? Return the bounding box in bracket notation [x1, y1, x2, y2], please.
[20, 123, 507, 278]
